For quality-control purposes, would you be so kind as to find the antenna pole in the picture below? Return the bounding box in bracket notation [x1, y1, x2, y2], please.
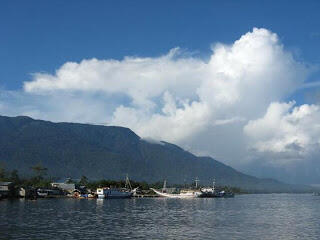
[125, 174, 132, 190]
[195, 177, 199, 188]
[213, 179, 216, 191]
[162, 180, 167, 192]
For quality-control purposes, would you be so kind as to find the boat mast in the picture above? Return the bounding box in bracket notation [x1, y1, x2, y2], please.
[212, 179, 216, 192]
[125, 174, 132, 190]
[195, 177, 199, 189]
[162, 180, 167, 193]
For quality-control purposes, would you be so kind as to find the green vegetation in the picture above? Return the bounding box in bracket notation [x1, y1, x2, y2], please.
[0, 165, 52, 189]
[31, 164, 48, 179]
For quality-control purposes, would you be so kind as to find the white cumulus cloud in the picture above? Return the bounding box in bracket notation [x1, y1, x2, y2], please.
[1, 28, 317, 172]
[244, 102, 320, 162]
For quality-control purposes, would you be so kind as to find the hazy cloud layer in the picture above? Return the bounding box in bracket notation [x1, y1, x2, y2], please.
[1, 28, 319, 179]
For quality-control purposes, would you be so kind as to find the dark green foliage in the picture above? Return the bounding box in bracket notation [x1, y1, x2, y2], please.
[79, 175, 89, 186]
[10, 169, 20, 184]
[31, 164, 48, 178]
[0, 115, 314, 193]
[0, 163, 6, 181]
[0, 166, 51, 189]
[25, 177, 52, 189]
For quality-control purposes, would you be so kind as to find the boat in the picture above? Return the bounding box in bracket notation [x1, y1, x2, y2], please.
[150, 180, 202, 198]
[151, 188, 202, 198]
[36, 188, 49, 197]
[151, 179, 235, 198]
[36, 188, 61, 198]
[198, 180, 234, 198]
[97, 188, 134, 199]
[96, 175, 138, 199]
[198, 190, 234, 198]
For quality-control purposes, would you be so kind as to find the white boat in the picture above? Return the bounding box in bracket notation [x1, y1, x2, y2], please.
[150, 180, 202, 198]
[197, 180, 235, 198]
[151, 179, 234, 198]
[151, 188, 201, 198]
[36, 189, 48, 197]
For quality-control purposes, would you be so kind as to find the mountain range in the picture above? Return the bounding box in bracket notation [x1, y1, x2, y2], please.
[0, 115, 315, 192]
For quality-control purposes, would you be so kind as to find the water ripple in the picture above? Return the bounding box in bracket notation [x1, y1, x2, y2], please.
[1, 194, 320, 239]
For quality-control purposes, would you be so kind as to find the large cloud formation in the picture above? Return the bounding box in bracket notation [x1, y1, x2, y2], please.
[2, 28, 319, 182]
[244, 102, 320, 163]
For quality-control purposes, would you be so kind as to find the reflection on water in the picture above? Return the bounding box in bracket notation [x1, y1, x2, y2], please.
[1, 194, 320, 239]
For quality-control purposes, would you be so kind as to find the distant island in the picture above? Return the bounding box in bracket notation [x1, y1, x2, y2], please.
[0, 115, 315, 193]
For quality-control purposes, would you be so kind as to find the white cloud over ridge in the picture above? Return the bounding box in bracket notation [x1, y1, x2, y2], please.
[244, 102, 320, 164]
[2, 28, 318, 171]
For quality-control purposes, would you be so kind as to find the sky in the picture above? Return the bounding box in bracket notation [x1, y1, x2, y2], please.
[1, 1, 320, 184]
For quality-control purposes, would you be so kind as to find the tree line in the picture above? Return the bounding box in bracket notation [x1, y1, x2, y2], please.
[0, 163, 245, 193]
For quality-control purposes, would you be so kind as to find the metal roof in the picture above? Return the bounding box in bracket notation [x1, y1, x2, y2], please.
[0, 182, 13, 186]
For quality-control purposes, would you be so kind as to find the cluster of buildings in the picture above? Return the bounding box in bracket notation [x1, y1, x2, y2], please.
[0, 181, 94, 200]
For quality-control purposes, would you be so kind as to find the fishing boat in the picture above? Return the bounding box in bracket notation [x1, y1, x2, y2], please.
[97, 188, 133, 199]
[150, 180, 202, 198]
[198, 180, 234, 198]
[36, 188, 49, 197]
[97, 175, 138, 199]
[151, 188, 202, 198]
[151, 179, 234, 198]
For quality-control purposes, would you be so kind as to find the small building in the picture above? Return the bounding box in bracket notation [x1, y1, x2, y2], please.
[51, 182, 75, 193]
[0, 182, 14, 198]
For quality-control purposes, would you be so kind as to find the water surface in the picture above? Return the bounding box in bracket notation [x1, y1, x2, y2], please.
[1, 194, 320, 239]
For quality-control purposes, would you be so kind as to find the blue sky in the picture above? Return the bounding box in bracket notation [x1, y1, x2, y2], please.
[1, 1, 320, 183]
[1, 0, 319, 91]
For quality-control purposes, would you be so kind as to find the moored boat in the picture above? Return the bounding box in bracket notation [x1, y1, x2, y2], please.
[97, 188, 134, 199]
[151, 180, 202, 198]
[96, 175, 138, 199]
[36, 189, 49, 197]
[151, 188, 202, 198]
[198, 190, 235, 198]
[151, 179, 234, 198]
[198, 180, 235, 198]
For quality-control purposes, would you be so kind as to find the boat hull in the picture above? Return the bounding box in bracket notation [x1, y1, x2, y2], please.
[198, 192, 235, 198]
[97, 189, 133, 199]
[150, 188, 201, 198]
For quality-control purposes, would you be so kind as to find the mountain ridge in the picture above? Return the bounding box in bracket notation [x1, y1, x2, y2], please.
[0, 115, 314, 192]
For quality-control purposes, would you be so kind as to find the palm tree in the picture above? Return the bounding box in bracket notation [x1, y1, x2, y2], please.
[79, 175, 88, 186]
[31, 164, 48, 179]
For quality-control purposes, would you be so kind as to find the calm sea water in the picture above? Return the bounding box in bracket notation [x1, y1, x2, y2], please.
[1, 194, 320, 240]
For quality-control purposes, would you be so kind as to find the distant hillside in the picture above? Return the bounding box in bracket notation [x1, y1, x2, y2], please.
[0, 115, 314, 192]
